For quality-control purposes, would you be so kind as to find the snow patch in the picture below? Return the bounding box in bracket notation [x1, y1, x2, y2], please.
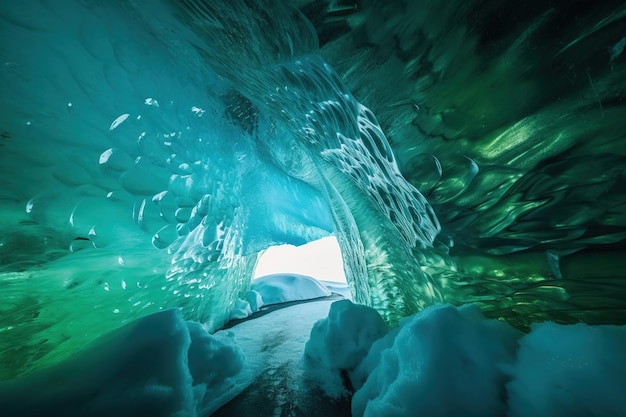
[305, 299, 388, 371]
[251, 273, 331, 306]
[507, 321, 626, 417]
[0, 309, 245, 417]
[351, 304, 518, 417]
[304, 301, 626, 417]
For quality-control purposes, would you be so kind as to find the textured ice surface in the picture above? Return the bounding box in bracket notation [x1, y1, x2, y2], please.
[305, 299, 388, 371]
[0, 291, 624, 417]
[1, 0, 626, 383]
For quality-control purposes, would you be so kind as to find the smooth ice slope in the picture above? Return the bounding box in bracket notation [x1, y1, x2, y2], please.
[229, 274, 347, 321]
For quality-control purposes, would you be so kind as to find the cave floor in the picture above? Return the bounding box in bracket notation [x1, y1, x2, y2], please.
[212, 298, 351, 417]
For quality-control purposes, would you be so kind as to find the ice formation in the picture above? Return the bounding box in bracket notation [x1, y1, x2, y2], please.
[0, 0, 625, 415]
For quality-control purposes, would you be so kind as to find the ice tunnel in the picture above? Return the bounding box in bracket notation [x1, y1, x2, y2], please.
[0, 0, 625, 386]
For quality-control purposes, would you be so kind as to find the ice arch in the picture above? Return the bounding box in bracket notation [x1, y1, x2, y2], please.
[0, 0, 440, 379]
[1, 0, 625, 380]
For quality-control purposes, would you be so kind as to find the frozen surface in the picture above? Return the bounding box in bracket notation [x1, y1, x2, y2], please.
[320, 281, 353, 300]
[228, 274, 345, 321]
[228, 297, 254, 321]
[0, 299, 341, 417]
[211, 299, 351, 416]
[351, 304, 518, 417]
[2, 0, 626, 382]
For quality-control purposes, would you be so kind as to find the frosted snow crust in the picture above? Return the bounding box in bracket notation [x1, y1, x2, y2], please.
[305, 299, 389, 371]
[351, 304, 518, 417]
[507, 322, 626, 417]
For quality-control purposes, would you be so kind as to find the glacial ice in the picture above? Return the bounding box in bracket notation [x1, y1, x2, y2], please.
[1, 0, 626, 415]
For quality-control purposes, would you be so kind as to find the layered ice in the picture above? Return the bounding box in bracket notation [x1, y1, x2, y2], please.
[0, 0, 443, 379]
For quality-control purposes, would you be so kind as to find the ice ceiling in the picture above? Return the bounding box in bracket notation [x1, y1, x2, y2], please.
[1, 0, 625, 379]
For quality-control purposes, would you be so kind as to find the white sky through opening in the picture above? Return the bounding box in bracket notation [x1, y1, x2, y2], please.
[254, 236, 347, 282]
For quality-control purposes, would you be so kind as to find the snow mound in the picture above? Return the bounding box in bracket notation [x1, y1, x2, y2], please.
[351, 304, 519, 417]
[186, 321, 244, 389]
[320, 280, 352, 299]
[228, 290, 265, 321]
[304, 301, 626, 417]
[507, 321, 626, 417]
[305, 299, 388, 371]
[0, 309, 244, 417]
[228, 298, 254, 320]
[251, 273, 331, 306]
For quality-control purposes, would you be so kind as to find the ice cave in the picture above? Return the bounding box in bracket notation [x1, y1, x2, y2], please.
[0, 0, 625, 416]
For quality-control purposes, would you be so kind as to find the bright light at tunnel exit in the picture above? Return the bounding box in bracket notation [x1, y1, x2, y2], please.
[253, 236, 347, 282]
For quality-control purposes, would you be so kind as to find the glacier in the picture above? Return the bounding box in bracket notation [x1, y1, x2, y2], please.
[0, 0, 625, 415]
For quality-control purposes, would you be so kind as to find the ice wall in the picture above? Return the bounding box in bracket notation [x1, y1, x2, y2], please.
[0, 0, 333, 378]
[312, 0, 626, 327]
[0, 0, 442, 379]
[1, 0, 625, 381]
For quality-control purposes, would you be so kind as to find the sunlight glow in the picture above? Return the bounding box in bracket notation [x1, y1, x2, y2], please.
[254, 236, 346, 282]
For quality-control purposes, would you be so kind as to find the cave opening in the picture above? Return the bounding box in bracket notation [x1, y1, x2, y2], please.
[253, 236, 347, 283]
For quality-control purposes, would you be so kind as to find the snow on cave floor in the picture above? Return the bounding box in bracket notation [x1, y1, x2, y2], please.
[212, 298, 350, 417]
[2, 274, 625, 417]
